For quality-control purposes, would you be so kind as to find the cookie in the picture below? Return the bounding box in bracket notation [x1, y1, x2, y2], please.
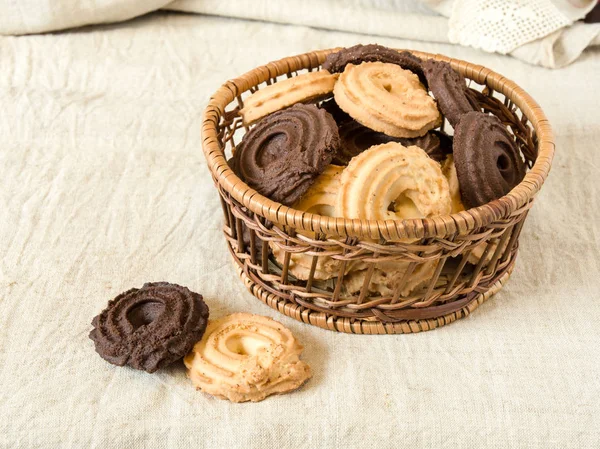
[319, 98, 352, 125]
[336, 142, 451, 223]
[271, 165, 350, 280]
[441, 154, 465, 214]
[334, 62, 441, 138]
[440, 155, 507, 265]
[89, 282, 209, 373]
[342, 261, 438, 297]
[320, 98, 452, 164]
[412, 130, 453, 163]
[233, 104, 340, 206]
[338, 122, 453, 165]
[184, 313, 311, 403]
[422, 59, 479, 127]
[239, 70, 338, 125]
[323, 44, 426, 85]
[453, 111, 526, 208]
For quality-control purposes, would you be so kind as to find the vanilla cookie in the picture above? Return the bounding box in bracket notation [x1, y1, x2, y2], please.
[441, 155, 466, 214]
[342, 261, 437, 297]
[271, 165, 350, 280]
[334, 62, 441, 138]
[337, 142, 451, 223]
[240, 70, 339, 125]
[184, 313, 311, 403]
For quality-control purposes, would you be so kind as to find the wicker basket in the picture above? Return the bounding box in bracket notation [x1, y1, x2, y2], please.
[201, 49, 554, 334]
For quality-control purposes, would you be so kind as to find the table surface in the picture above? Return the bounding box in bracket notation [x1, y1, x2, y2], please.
[1, 11, 599, 449]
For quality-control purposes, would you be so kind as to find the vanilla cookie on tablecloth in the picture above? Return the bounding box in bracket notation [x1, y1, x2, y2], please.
[184, 313, 311, 403]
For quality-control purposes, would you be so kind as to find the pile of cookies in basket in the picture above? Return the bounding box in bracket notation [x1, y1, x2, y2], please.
[89, 45, 529, 404]
[229, 44, 527, 296]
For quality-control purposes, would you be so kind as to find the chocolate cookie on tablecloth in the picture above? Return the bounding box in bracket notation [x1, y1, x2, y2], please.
[422, 59, 479, 127]
[323, 44, 427, 86]
[89, 282, 209, 373]
[453, 111, 526, 208]
[232, 103, 340, 205]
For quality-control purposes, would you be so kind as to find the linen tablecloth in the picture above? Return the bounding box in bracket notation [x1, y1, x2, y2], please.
[1, 12, 599, 448]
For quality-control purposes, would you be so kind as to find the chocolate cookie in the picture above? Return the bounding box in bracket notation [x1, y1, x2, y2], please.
[322, 44, 427, 86]
[233, 103, 339, 205]
[453, 112, 526, 208]
[319, 98, 352, 126]
[89, 282, 209, 373]
[422, 59, 479, 127]
[407, 130, 453, 163]
[331, 115, 452, 165]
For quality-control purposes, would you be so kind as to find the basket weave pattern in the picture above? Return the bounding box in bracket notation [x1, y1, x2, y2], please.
[202, 49, 554, 334]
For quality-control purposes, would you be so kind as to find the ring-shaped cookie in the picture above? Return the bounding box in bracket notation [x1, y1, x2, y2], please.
[184, 313, 311, 403]
[271, 165, 351, 280]
[334, 62, 441, 138]
[453, 111, 526, 209]
[323, 44, 427, 86]
[233, 104, 340, 205]
[89, 282, 209, 373]
[422, 59, 479, 127]
[338, 121, 453, 165]
[343, 261, 438, 297]
[336, 142, 451, 223]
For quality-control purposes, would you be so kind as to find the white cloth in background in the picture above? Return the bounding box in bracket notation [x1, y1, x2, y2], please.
[0, 0, 599, 67]
[1, 12, 600, 449]
[0, 0, 170, 34]
[423, 0, 600, 67]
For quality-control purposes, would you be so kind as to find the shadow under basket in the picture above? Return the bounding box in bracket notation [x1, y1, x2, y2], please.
[201, 49, 554, 334]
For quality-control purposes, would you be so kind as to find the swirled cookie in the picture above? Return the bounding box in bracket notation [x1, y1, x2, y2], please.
[320, 98, 451, 164]
[323, 44, 426, 85]
[233, 104, 340, 205]
[334, 62, 441, 138]
[342, 261, 437, 297]
[337, 142, 451, 222]
[422, 59, 479, 127]
[412, 130, 453, 163]
[184, 313, 311, 403]
[338, 123, 453, 165]
[271, 165, 351, 280]
[453, 111, 526, 208]
[240, 70, 339, 125]
[89, 282, 209, 373]
[441, 154, 466, 214]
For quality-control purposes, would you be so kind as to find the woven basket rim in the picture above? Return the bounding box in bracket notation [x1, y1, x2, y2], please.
[202, 48, 555, 240]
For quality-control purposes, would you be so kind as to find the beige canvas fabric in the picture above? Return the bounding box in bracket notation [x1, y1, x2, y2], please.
[1, 12, 599, 448]
[1, 0, 599, 68]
